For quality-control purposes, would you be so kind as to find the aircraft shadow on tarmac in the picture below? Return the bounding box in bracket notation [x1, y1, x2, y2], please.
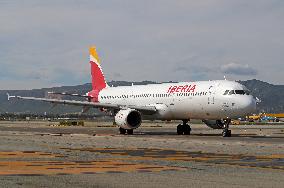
[134, 131, 283, 139]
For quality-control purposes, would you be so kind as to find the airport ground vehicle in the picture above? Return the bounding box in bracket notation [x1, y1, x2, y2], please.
[247, 113, 284, 122]
[231, 120, 241, 125]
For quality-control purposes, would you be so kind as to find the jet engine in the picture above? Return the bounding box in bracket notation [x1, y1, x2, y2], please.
[115, 109, 142, 129]
[202, 120, 224, 129]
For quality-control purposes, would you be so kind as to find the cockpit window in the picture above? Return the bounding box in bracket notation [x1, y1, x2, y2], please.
[223, 90, 229, 95]
[228, 90, 235, 95]
[235, 90, 246, 95]
[244, 90, 250, 95]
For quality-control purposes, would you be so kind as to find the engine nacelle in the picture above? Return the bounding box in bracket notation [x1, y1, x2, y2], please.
[115, 109, 142, 129]
[202, 120, 224, 129]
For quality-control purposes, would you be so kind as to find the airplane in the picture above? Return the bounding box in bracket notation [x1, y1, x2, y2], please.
[7, 46, 257, 137]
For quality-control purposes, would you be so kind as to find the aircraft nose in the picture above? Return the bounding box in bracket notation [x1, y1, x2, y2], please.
[243, 96, 257, 114]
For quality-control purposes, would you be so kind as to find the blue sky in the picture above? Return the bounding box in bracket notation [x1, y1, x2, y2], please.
[0, 0, 283, 89]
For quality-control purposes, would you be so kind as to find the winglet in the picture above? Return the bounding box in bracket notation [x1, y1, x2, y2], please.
[256, 97, 261, 103]
[7, 93, 16, 101]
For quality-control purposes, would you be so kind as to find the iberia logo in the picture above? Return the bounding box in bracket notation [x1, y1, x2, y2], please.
[167, 84, 196, 93]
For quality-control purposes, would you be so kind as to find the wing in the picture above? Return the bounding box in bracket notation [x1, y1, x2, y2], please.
[7, 94, 157, 114]
[47, 92, 91, 99]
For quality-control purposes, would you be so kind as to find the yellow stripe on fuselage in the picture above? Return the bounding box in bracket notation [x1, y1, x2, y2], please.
[89, 46, 100, 64]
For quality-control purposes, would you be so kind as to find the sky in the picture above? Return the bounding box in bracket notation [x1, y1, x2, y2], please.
[0, 0, 283, 89]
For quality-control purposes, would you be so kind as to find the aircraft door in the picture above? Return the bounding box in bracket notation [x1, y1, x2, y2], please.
[169, 92, 175, 108]
[168, 92, 176, 118]
[208, 85, 215, 105]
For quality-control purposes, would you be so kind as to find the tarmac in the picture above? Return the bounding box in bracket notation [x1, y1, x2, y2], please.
[0, 121, 283, 188]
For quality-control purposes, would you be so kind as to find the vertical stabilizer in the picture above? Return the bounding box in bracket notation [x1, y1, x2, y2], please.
[89, 46, 108, 90]
[88, 46, 108, 101]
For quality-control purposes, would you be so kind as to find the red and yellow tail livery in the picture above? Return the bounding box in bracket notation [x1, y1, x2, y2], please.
[88, 46, 108, 101]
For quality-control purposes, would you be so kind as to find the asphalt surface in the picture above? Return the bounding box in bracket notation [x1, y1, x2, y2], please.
[0, 121, 283, 188]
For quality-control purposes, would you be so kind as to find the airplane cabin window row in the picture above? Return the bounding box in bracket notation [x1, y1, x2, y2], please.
[100, 92, 208, 100]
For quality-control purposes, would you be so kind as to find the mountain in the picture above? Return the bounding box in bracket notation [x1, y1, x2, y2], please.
[0, 81, 157, 114]
[238, 79, 284, 113]
[0, 79, 283, 114]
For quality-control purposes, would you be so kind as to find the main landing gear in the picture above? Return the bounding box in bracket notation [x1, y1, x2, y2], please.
[177, 120, 191, 135]
[222, 119, 231, 137]
[119, 128, 133, 135]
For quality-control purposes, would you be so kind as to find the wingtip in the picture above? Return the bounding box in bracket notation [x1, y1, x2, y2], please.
[256, 97, 261, 103]
[7, 93, 16, 101]
[7, 93, 11, 101]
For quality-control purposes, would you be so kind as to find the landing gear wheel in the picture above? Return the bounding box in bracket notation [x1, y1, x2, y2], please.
[119, 128, 126, 135]
[127, 129, 134, 135]
[177, 121, 191, 135]
[177, 124, 183, 135]
[221, 119, 232, 137]
[184, 125, 191, 135]
[222, 129, 231, 137]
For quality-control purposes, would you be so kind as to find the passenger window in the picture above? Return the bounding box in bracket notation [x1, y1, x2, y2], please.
[228, 90, 235, 95]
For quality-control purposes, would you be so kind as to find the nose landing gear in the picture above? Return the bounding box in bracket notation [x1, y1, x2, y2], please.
[222, 119, 231, 137]
[177, 120, 191, 135]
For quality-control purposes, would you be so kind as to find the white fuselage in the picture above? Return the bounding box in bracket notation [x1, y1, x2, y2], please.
[98, 80, 256, 120]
